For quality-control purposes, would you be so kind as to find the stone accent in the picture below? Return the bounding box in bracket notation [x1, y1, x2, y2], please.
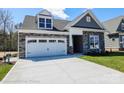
[83, 31, 105, 54]
[119, 48, 124, 51]
[68, 46, 73, 54]
[19, 32, 69, 58]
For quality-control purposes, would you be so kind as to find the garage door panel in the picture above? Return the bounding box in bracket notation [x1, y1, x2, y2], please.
[26, 37, 67, 58]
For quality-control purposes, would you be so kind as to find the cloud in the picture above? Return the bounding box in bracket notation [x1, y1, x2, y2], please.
[44, 8, 69, 19]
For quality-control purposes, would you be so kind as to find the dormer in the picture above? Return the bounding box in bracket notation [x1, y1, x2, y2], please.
[36, 10, 53, 30]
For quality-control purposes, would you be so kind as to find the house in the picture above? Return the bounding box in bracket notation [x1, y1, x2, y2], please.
[18, 9, 105, 58]
[103, 16, 124, 51]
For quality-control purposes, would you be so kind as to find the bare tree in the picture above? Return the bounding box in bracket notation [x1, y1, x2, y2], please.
[0, 9, 12, 62]
[7, 22, 14, 51]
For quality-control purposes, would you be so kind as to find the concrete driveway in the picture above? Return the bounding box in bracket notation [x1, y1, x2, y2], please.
[2, 55, 124, 84]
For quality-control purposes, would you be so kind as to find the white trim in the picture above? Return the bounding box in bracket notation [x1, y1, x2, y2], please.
[37, 15, 53, 30]
[71, 27, 105, 32]
[69, 30, 73, 46]
[119, 33, 124, 35]
[25, 36, 28, 58]
[18, 29, 69, 35]
[89, 35, 100, 49]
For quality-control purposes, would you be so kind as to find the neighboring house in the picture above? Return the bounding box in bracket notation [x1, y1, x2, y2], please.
[103, 16, 124, 51]
[18, 9, 105, 58]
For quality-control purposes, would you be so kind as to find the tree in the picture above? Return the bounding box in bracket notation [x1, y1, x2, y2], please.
[0, 9, 12, 62]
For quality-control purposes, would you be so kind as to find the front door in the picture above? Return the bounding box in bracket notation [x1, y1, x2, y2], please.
[72, 35, 83, 53]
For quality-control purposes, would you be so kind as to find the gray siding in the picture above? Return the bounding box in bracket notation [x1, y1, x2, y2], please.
[73, 14, 103, 30]
[104, 32, 120, 50]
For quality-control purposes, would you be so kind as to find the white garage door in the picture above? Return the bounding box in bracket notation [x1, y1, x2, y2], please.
[25, 37, 67, 58]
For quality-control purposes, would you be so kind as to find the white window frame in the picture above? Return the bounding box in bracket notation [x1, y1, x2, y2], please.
[86, 16, 91, 22]
[89, 35, 99, 49]
[121, 23, 124, 30]
[38, 15, 53, 29]
[46, 19, 52, 29]
[39, 18, 45, 28]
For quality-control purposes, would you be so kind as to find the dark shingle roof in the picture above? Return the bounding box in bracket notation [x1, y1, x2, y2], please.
[22, 15, 71, 31]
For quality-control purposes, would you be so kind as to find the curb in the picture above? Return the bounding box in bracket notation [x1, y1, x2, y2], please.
[1, 60, 19, 84]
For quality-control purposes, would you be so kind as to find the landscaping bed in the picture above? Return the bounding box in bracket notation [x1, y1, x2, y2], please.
[0, 62, 15, 81]
[80, 52, 124, 73]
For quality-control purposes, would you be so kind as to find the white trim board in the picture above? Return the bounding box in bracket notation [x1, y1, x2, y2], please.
[18, 29, 69, 35]
[70, 27, 105, 32]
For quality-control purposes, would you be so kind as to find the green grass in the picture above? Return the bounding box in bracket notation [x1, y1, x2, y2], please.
[0, 63, 13, 81]
[80, 52, 124, 72]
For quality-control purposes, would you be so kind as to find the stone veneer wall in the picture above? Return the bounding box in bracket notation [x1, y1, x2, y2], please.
[19, 33, 69, 58]
[83, 31, 105, 54]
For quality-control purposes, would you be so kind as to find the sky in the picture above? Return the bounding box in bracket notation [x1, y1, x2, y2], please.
[5, 8, 124, 24]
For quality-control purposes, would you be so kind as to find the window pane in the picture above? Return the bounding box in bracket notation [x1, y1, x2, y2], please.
[89, 35, 99, 49]
[122, 36, 124, 41]
[46, 19, 51, 23]
[49, 40, 56, 43]
[28, 40, 37, 43]
[94, 36, 99, 49]
[46, 23, 51, 28]
[90, 37, 94, 43]
[58, 40, 65, 43]
[39, 40, 47, 43]
[39, 23, 45, 28]
[39, 18, 45, 22]
[86, 16, 91, 22]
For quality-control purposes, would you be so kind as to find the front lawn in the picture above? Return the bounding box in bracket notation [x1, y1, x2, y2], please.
[80, 52, 124, 72]
[0, 63, 13, 81]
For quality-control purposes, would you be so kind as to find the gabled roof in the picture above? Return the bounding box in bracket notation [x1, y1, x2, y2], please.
[37, 9, 52, 16]
[103, 16, 124, 32]
[22, 9, 104, 31]
[22, 15, 71, 31]
[65, 10, 105, 30]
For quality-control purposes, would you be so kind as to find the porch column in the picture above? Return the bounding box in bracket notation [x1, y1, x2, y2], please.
[69, 31, 73, 54]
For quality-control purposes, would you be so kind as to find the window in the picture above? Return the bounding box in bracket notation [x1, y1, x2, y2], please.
[28, 40, 37, 43]
[122, 36, 124, 48]
[49, 40, 56, 43]
[121, 23, 124, 30]
[38, 18, 52, 29]
[122, 36, 124, 42]
[58, 40, 65, 43]
[89, 35, 99, 49]
[39, 18, 45, 28]
[86, 16, 91, 22]
[39, 40, 47, 43]
[46, 19, 52, 28]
